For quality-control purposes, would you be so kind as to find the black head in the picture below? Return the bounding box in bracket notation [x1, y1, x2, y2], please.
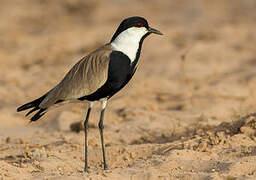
[110, 16, 162, 42]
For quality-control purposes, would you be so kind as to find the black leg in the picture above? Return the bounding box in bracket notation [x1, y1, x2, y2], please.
[98, 100, 108, 170]
[84, 106, 92, 172]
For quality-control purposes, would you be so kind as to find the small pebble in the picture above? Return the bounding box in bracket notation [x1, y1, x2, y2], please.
[33, 160, 40, 166]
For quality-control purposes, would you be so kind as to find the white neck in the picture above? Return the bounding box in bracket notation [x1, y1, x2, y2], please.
[111, 27, 148, 62]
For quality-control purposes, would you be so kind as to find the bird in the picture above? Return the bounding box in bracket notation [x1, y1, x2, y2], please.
[17, 16, 163, 171]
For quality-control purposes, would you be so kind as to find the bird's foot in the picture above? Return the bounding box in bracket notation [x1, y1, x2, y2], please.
[84, 166, 90, 173]
[103, 164, 108, 170]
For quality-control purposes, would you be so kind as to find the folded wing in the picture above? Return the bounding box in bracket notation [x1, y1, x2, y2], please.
[17, 44, 113, 121]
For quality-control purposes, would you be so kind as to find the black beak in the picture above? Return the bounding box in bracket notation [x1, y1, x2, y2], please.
[148, 27, 163, 35]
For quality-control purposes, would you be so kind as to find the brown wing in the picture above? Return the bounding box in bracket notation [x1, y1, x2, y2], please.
[39, 44, 113, 109]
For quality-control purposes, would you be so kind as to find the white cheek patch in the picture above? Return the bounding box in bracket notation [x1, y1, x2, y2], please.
[111, 27, 148, 62]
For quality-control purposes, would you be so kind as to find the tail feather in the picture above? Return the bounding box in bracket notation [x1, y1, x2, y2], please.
[30, 108, 46, 121]
[25, 107, 40, 117]
[17, 94, 47, 121]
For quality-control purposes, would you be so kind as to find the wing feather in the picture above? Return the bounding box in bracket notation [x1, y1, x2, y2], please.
[39, 44, 113, 109]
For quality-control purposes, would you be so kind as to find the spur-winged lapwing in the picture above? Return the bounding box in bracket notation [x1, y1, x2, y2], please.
[17, 16, 162, 171]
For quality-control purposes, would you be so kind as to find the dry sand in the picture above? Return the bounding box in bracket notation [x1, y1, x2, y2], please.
[1, 0, 256, 179]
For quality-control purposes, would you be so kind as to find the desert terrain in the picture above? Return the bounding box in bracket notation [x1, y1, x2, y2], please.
[1, 0, 256, 179]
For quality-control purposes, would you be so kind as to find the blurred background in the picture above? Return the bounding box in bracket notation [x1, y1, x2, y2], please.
[1, 0, 256, 179]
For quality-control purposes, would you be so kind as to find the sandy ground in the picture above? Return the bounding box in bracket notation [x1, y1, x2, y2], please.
[1, 0, 256, 179]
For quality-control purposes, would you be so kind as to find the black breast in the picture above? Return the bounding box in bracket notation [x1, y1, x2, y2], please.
[78, 51, 137, 101]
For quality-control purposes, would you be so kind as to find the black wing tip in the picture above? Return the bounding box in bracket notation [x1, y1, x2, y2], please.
[17, 95, 47, 121]
[17, 94, 47, 112]
[17, 104, 31, 112]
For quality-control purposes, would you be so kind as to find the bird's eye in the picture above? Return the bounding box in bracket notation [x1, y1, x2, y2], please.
[135, 22, 143, 28]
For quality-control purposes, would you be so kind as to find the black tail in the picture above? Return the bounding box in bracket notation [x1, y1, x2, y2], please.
[17, 94, 47, 122]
